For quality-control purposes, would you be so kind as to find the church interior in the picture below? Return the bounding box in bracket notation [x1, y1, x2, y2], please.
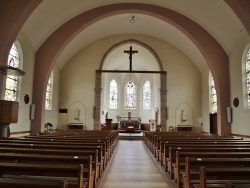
[0, 0, 250, 187]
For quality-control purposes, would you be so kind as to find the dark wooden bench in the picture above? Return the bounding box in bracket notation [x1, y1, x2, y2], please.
[24, 135, 113, 162]
[0, 138, 107, 175]
[194, 167, 250, 188]
[225, 182, 250, 188]
[168, 147, 250, 178]
[0, 162, 86, 188]
[173, 152, 250, 187]
[0, 142, 103, 164]
[149, 133, 222, 153]
[0, 153, 93, 188]
[0, 177, 68, 188]
[0, 146, 100, 186]
[162, 141, 250, 170]
[153, 134, 238, 155]
[181, 157, 250, 188]
[144, 131, 236, 151]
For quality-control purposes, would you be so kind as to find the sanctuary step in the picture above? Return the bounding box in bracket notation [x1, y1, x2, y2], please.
[118, 132, 143, 140]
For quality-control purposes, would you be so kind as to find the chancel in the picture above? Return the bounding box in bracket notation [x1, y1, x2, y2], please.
[118, 116, 142, 133]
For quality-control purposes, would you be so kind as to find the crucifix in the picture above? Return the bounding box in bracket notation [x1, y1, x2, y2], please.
[124, 46, 138, 71]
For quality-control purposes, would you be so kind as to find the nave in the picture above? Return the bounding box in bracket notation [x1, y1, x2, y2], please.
[97, 140, 174, 188]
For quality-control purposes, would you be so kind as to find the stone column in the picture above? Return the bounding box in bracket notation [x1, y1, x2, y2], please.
[160, 72, 167, 131]
[94, 71, 102, 130]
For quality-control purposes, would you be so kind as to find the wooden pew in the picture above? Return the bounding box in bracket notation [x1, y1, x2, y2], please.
[0, 178, 68, 188]
[0, 153, 93, 188]
[173, 152, 250, 187]
[0, 142, 103, 165]
[0, 130, 118, 188]
[144, 131, 235, 151]
[0, 146, 100, 186]
[162, 141, 250, 168]
[153, 134, 238, 156]
[169, 147, 250, 178]
[182, 157, 250, 188]
[0, 138, 107, 174]
[225, 182, 250, 188]
[24, 135, 112, 162]
[195, 166, 250, 188]
[0, 163, 86, 188]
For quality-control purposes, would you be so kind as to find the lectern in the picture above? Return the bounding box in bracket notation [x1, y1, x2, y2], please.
[105, 118, 112, 130]
[0, 100, 19, 137]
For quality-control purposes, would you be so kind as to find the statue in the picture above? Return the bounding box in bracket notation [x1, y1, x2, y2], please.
[128, 111, 131, 120]
[74, 108, 80, 120]
[181, 109, 187, 121]
[105, 112, 108, 119]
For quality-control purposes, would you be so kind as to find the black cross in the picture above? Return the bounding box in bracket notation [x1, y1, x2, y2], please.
[124, 46, 138, 71]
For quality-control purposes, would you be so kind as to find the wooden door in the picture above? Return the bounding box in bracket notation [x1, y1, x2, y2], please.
[210, 113, 217, 134]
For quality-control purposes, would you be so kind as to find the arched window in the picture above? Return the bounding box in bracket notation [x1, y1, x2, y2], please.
[244, 47, 250, 107]
[4, 43, 21, 101]
[109, 79, 118, 109]
[210, 73, 217, 113]
[45, 72, 53, 110]
[125, 81, 136, 109]
[143, 80, 151, 109]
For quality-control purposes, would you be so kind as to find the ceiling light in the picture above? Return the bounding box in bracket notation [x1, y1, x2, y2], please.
[130, 16, 135, 23]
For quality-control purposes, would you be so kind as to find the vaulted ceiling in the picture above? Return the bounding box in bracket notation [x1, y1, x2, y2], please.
[20, 0, 245, 72]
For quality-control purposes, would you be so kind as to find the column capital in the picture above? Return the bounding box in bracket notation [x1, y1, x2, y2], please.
[94, 88, 103, 93]
[158, 88, 167, 94]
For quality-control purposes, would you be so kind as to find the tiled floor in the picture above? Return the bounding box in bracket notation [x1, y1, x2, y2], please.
[97, 140, 174, 188]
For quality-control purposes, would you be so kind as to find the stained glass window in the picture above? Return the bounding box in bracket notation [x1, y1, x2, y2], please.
[45, 72, 53, 110]
[109, 79, 118, 109]
[143, 80, 151, 109]
[245, 48, 250, 107]
[211, 75, 217, 113]
[125, 81, 136, 109]
[4, 43, 20, 101]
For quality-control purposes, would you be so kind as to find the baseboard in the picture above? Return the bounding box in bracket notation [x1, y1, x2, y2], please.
[231, 133, 250, 139]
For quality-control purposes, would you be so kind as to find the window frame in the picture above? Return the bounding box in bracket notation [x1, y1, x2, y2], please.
[45, 72, 53, 110]
[109, 79, 118, 109]
[142, 80, 151, 109]
[125, 81, 136, 110]
[209, 72, 217, 114]
[4, 42, 23, 102]
[242, 44, 250, 109]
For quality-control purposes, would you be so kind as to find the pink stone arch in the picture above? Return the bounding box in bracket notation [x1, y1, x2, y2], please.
[32, 3, 230, 135]
[99, 39, 164, 71]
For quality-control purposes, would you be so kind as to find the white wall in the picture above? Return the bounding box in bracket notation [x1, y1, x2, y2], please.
[9, 32, 35, 135]
[201, 65, 211, 133]
[10, 32, 250, 136]
[230, 31, 250, 136]
[59, 34, 202, 130]
[44, 65, 60, 130]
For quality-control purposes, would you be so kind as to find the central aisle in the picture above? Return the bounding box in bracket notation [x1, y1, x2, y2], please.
[97, 140, 174, 188]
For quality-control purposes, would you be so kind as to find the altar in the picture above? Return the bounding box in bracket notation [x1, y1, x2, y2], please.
[118, 117, 141, 130]
[176, 124, 193, 131]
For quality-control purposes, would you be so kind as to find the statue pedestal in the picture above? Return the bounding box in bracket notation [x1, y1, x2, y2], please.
[105, 119, 112, 130]
[0, 100, 19, 138]
[0, 124, 9, 138]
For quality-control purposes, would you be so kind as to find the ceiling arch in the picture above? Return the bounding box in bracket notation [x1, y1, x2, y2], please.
[32, 3, 229, 135]
[100, 39, 163, 72]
